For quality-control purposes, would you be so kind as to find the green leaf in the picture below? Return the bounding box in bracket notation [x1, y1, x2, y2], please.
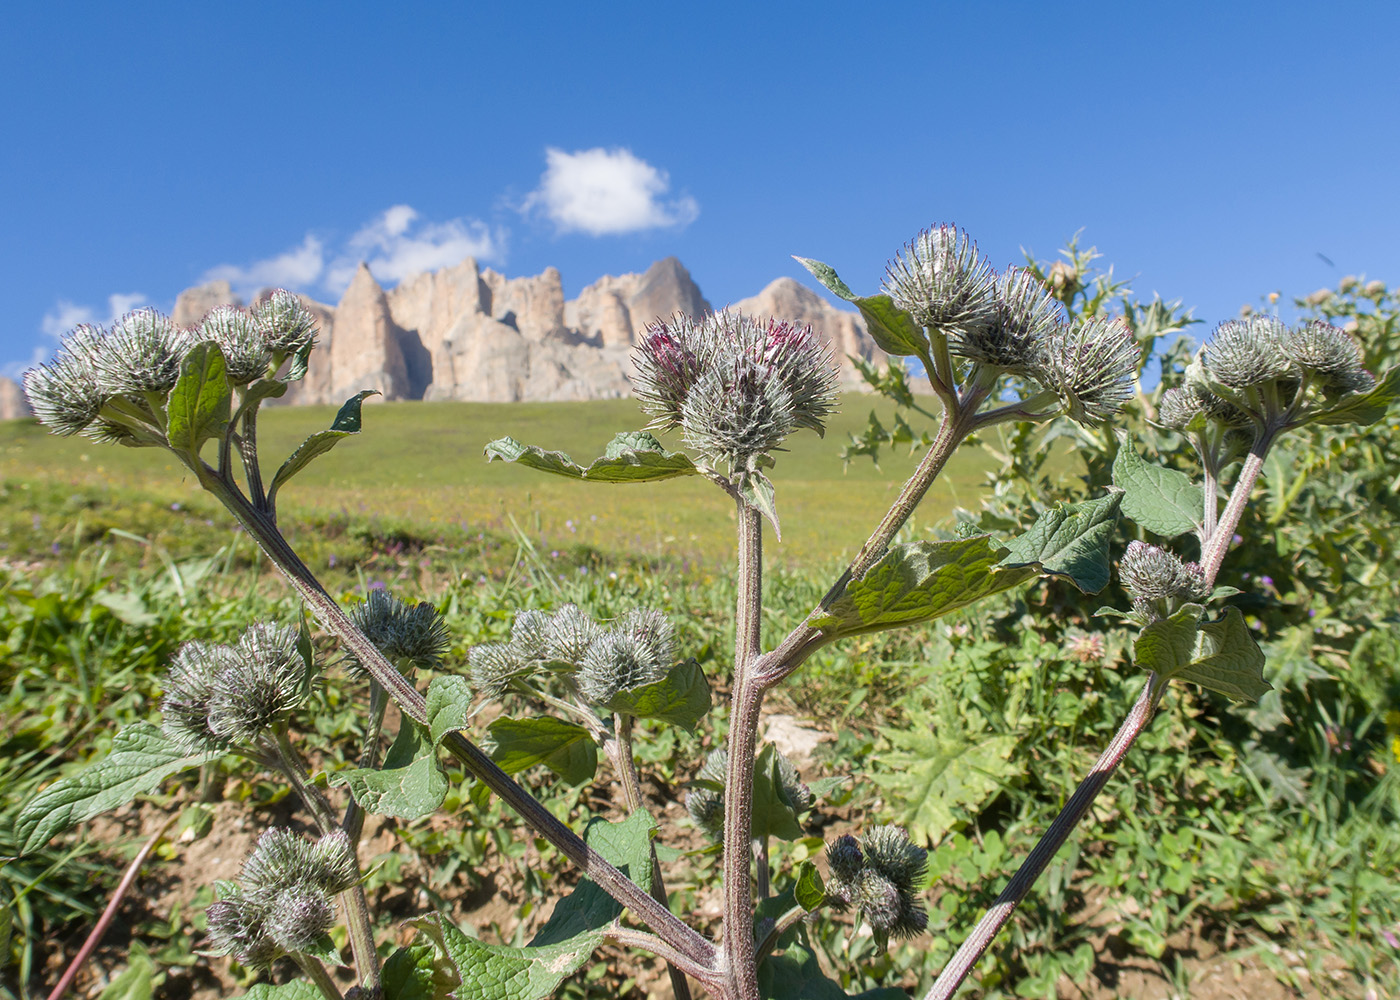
[1112, 438, 1204, 538]
[872, 713, 1021, 845]
[741, 470, 782, 539]
[267, 390, 377, 507]
[383, 943, 453, 1000]
[792, 256, 858, 302]
[1001, 493, 1122, 593]
[295, 933, 344, 968]
[433, 812, 654, 1000]
[425, 674, 473, 747]
[282, 342, 314, 383]
[794, 861, 825, 912]
[15, 722, 214, 854]
[331, 722, 447, 820]
[758, 932, 906, 1000]
[487, 716, 598, 786]
[1133, 604, 1272, 703]
[812, 536, 1038, 638]
[165, 342, 231, 457]
[0, 896, 10, 960]
[96, 943, 158, 1000]
[605, 659, 711, 732]
[752, 744, 805, 842]
[1309, 365, 1400, 426]
[484, 431, 698, 483]
[240, 981, 325, 1000]
[854, 294, 929, 360]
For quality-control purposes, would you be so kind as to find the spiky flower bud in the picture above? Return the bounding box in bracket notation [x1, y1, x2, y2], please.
[544, 604, 604, 665]
[199, 305, 271, 385]
[775, 747, 814, 814]
[1201, 317, 1293, 389]
[1285, 321, 1374, 393]
[577, 628, 669, 705]
[882, 225, 998, 338]
[855, 869, 903, 930]
[308, 829, 362, 895]
[1036, 316, 1139, 424]
[634, 312, 839, 468]
[950, 267, 1064, 375]
[1158, 385, 1252, 430]
[265, 885, 334, 952]
[252, 289, 319, 355]
[205, 890, 278, 969]
[162, 641, 237, 754]
[91, 308, 191, 395]
[509, 609, 550, 661]
[1119, 540, 1206, 617]
[351, 590, 450, 670]
[684, 749, 728, 838]
[22, 327, 109, 436]
[207, 623, 307, 743]
[468, 642, 527, 698]
[825, 834, 864, 909]
[862, 825, 928, 889]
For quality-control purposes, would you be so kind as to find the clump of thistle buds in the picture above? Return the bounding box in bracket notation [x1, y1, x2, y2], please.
[839, 223, 1141, 426]
[824, 826, 929, 949]
[205, 827, 360, 967]
[1118, 541, 1207, 622]
[1189, 314, 1375, 428]
[161, 622, 311, 753]
[22, 293, 319, 445]
[633, 312, 840, 474]
[468, 604, 676, 708]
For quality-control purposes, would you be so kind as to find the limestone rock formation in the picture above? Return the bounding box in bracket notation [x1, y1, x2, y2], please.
[732, 277, 882, 387]
[173, 280, 241, 327]
[156, 256, 880, 404]
[0, 376, 31, 420]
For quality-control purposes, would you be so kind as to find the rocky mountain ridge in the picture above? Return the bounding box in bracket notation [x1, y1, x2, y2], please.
[1, 257, 882, 418]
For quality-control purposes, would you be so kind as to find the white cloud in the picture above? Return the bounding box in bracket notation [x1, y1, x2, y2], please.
[203, 234, 327, 299]
[523, 147, 699, 236]
[324, 205, 503, 292]
[4, 292, 148, 379]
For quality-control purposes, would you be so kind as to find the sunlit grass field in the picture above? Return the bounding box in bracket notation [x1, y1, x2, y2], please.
[0, 397, 1003, 567]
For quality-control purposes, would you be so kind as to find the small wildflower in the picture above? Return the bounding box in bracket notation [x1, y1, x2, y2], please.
[881, 225, 998, 338]
[1066, 632, 1106, 664]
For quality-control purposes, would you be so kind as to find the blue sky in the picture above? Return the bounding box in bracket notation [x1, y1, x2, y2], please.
[3, 1, 1397, 376]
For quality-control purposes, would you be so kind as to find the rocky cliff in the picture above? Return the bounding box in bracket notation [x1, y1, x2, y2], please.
[161, 256, 883, 405]
[0, 376, 30, 420]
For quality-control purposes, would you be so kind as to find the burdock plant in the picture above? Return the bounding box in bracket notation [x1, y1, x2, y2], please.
[14, 224, 1398, 1000]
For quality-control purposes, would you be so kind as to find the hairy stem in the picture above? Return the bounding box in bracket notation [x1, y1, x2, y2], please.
[754, 904, 807, 965]
[291, 952, 345, 1000]
[45, 815, 176, 1000]
[723, 500, 765, 1000]
[605, 927, 724, 989]
[342, 680, 389, 846]
[611, 714, 695, 1000]
[187, 459, 713, 967]
[924, 676, 1164, 1000]
[1198, 429, 1278, 586]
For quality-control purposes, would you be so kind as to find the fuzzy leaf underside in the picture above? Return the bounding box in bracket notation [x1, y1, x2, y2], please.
[751, 743, 806, 842]
[741, 471, 782, 538]
[267, 389, 377, 506]
[873, 718, 1021, 846]
[1112, 439, 1203, 538]
[487, 716, 598, 786]
[1309, 365, 1400, 426]
[605, 659, 712, 732]
[1001, 492, 1123, 593]
[484, 431, 698, 483]
[1133, 604, 1272, 702]
[331, 721, 447, 820]
[434, 811, 654, 1000]
[812, 536, 1038, 638]
[15, 722, 214, 855]
[165, 342, 232, 456]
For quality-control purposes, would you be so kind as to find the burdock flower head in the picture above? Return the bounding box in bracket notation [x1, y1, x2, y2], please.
[91, 308, 192, 395]
[350, 589, 451, 671]
[199, 305, 271, 385]
[824, 825, 928, 947]
[252, 289, 320, 356]
[1201, 316, 1293, 389]
[1285, 320, 1374, 393]
[633, 312, 839, 470]
[1036, 316, 1140, 424]
[208, 623, 309, 743]
[882, 224, 998, 338]
[1119, 540, 1206, 619]
[950, 266, 1065, 375]
[21, 326, 108, 436]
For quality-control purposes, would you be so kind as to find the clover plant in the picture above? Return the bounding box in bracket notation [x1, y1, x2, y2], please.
[15, 225, 1397, 1000]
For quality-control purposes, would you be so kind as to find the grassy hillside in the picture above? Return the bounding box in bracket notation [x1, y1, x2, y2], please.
[0, 397, 1009, 566]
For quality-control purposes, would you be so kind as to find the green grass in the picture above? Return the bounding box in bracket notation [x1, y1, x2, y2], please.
[0, 398, 1001, 567]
